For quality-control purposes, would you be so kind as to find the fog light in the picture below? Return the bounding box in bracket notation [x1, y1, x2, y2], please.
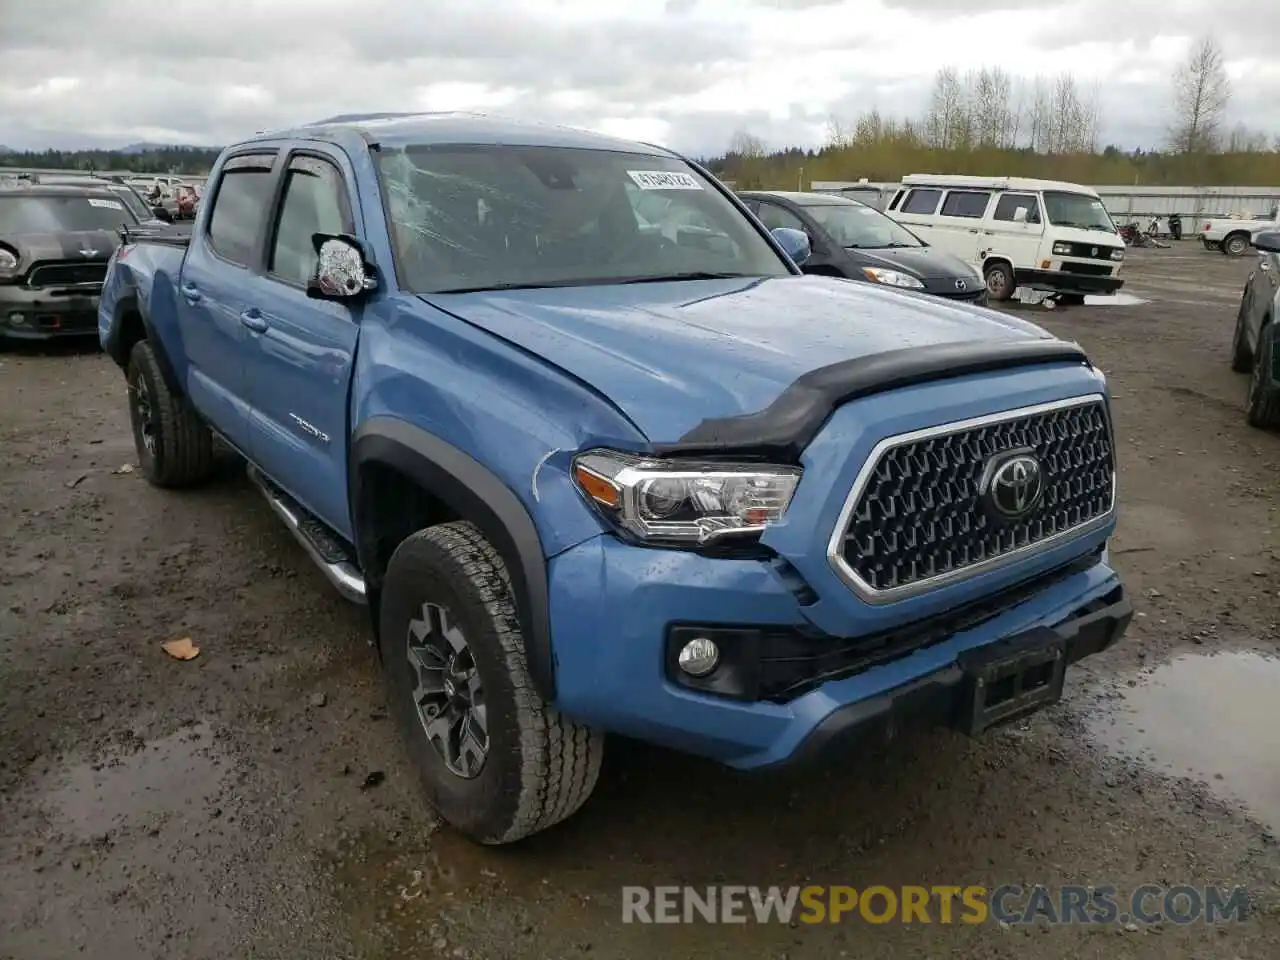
[677, 636, 720, 677]
[6, 312, 24, 326]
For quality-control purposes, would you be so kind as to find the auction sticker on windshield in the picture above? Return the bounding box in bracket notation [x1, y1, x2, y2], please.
[628, 170, 703, 191]
[87, 198, 124, 209]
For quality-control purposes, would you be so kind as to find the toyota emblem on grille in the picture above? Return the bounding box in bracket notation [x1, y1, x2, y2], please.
[1090, 247, 1098, 257]
[954, 278, 967, 290]
[981, 451, 1045, 521]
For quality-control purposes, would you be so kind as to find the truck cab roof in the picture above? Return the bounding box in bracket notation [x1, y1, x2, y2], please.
[241, 111, 678, 157]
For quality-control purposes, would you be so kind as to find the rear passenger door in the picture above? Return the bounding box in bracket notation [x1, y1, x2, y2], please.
[983, 192, 1044, 273]
[239, 150, 361, 541]
[176, 150, 279, 455]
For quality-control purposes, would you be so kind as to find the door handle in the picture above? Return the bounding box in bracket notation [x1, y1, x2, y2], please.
[239, 308, 269, 333]
[180, 283, 202, 304]
[968, 228, 980, 234]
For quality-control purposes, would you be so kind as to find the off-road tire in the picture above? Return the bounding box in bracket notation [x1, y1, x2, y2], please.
[126, 340, 215, 487]
[1246, 323, 1280, 431]
[379, 521, 603, 844]
[984, 261, 1016, 301]
[1231, 304, 1254, 373]
[1223, 232, 1250, 257]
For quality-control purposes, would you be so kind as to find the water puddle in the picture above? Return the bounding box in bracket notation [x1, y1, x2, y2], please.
[1084, 292, 1150, 306]
[40, 721, 226, 837]
[1089, 652, 1280, 831]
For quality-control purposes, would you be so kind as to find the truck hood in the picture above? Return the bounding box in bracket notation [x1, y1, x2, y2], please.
[422, 275, 1054, 442]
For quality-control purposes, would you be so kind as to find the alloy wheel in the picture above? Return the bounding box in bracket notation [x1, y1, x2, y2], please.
[406, 602, 489, 779]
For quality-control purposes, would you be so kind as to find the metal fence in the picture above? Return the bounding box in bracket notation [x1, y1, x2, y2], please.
[810, 181, 1280, 232]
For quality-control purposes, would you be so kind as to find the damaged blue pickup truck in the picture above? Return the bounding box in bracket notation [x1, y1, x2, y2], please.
[99, 113, 1130, 844]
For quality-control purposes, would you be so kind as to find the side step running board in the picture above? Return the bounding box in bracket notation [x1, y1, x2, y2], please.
[247, 465, 367, 605]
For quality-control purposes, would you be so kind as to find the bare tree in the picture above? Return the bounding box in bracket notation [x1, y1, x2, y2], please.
[824, 115, 851, 149]
[1024, 76, 1053, 152]
[969, 67, 1015, 148]
[728, 130, 767, 158]
[1168, 36, 1231, 153]
[924, 67, 966, 149]
[1226, 122, 1270, 153]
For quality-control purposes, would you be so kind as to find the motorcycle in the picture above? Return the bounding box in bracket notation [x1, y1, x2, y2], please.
[1168, 212, 1183, 241]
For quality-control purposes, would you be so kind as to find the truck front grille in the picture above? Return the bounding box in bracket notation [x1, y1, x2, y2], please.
[831, 395, 1115, 603]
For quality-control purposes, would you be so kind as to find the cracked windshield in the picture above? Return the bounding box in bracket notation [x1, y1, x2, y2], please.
[376, 145, 791, 292]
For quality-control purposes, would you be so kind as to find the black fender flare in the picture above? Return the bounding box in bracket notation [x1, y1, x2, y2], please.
[106, 292, 185, 398]
[350, 417, 556, 701]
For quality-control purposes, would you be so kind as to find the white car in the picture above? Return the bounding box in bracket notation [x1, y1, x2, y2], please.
[1202, 206, 1280, 257]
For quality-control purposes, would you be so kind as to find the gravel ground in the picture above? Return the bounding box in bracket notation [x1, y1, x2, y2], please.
[2, 247, 1278, 959]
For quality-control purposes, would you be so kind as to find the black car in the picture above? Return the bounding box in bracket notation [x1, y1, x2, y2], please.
[738, 190, 987, 306]
[0, 184, 138, 343]
[9, 172, 176, 227]
[1231, 228, 1280, 430]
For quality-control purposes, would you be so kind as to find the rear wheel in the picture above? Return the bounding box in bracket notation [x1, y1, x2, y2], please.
[1246, 323, 1280, 431]
[126, 340, 215, 487]
[984, 261, 1016, 301]
[379, 521, 603, 844]
[1224, 232, 1250, 257]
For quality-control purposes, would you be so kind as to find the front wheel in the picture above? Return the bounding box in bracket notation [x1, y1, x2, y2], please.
[379, 521, 604, 844]
[1246, 324, 1280, 431]
[984, 261, 1016, 301]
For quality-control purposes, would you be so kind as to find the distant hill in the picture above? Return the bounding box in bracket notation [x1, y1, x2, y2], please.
[0, 145, 10, 154]
[118, 141, 211, 154]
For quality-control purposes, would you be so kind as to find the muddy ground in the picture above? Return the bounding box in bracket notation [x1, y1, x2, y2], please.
[2, 247, 1279, 959]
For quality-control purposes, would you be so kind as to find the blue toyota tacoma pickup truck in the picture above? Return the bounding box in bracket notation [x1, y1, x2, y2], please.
[99, 113, 1130, 845]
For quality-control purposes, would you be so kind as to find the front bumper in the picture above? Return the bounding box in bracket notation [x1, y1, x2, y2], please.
[1015, 268, 1122, 296]
[765, 585, 1130, 771]
[547, 531, 1125, 770]
[0, 287, 102, 340]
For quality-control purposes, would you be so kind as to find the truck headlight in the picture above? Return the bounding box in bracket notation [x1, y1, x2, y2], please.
[1052, 241, 1073, 256]
[860, 267, 924, 289]
[572, 450, 801, 546]
[1110, 247, 1124, 261]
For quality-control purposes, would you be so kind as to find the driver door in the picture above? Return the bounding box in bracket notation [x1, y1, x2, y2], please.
[237, 150, 363, 540]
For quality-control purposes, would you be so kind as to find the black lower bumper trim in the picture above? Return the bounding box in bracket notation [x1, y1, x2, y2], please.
[762, 585, 1131, 771]
[1015, 269, 1123, 295]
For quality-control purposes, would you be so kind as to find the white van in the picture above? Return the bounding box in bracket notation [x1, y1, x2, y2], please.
[886, 174, 1125, 303]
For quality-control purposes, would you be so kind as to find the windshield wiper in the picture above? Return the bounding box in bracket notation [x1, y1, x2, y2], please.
[430, 280, 581, 294]
[615, 271, 755, 284]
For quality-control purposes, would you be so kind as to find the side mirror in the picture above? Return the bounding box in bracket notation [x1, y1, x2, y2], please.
[771, 227, 811, 266]
[152, 206, 173, 223]
[1254, 230, 1280, 254]
[1013, 207, 1028, 223]
[307, 233, 378, 301]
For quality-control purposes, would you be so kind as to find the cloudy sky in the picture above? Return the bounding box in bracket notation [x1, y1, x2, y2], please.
[0, 0, 1277, 156]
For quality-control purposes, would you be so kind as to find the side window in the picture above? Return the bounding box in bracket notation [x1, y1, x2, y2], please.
[939, 191, 992, 219]
[993, 192, 1041, 224]
[268, 156, 352, 287]
[206, 154, 277, 266]
[900, 188, 942, 215]
[754, 201, 806, 233]
[888, 190, 904, 211]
